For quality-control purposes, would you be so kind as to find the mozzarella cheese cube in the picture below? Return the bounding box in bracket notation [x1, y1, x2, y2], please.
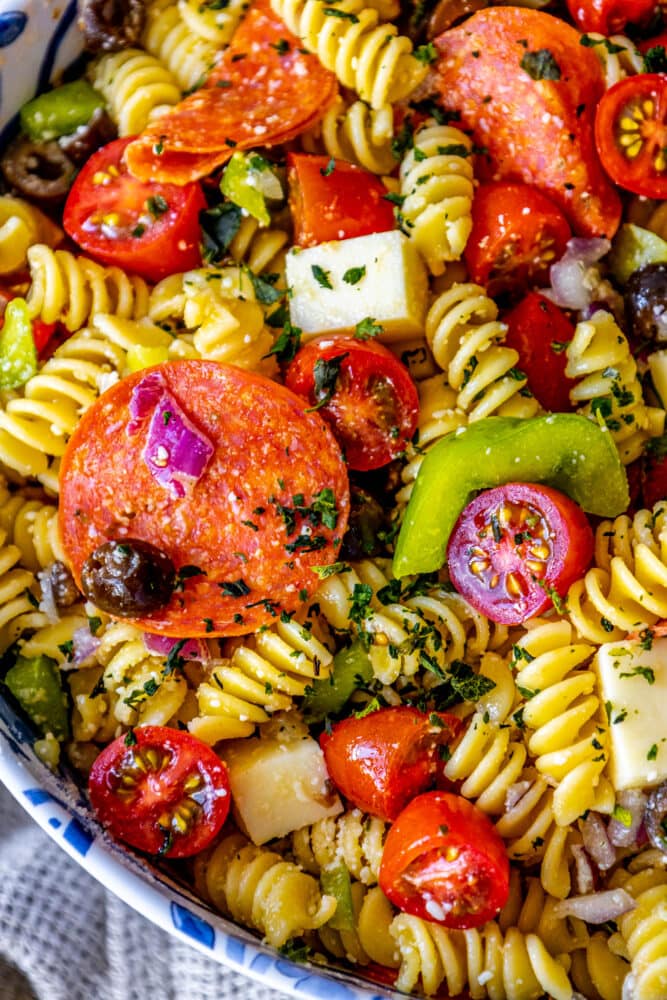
[220, 730, 342, 844]
[595, 635, 667, 790]
[286, 230, 428, 341]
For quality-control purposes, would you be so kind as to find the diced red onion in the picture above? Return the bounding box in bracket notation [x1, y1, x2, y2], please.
[37, 569, 58, 623]
[608, 789, 647, 848]
[127, 371, 214, 499]
[72, 626, 101, 666]
[546, 237, 611, 310]
[571, 843, 595, 895]
[504, 780, 532, 811]
[143, 632, 209, 661]
[581, 812, 617, 871]
[581, 300, 614, 321]
[552, 888, 636, 923]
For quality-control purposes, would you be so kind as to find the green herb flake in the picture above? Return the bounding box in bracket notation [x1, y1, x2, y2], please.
[520, 48, 561, 81]
[354, 317, 383, 340]
[320, 156, 335, 177]
[308, 353, 349, 411]
[219, 579, 251, 597]
[311, 264, 333, 289]
[343, 265, 366, 286]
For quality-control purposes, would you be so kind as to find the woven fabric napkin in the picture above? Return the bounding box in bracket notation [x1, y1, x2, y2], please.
[0, 783, 292, 1000]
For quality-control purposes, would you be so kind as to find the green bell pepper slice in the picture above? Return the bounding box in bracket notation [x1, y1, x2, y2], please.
[220, 152, 282, 227]
[20, 80, 105, 142]
[607, 224, 667, 285]
[4, 654, 70, 741]
[302, 639, 372, 722]
[321, 862, 355, 932]
[393, 413, 629, 578]
[0, 298, 37, 390]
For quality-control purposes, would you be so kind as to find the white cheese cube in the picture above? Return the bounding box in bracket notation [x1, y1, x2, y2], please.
[219, 731, 342, 844]
[286, 230, 428, 342]
[595, 635, 667, 790]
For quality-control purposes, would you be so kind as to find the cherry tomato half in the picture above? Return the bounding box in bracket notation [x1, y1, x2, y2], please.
[287, 153, 395, 248]
[378, 791, 510, 929]
[285, 336, 419, 471]
[64, 137, 206, 282]
[504, 292, 577, 413]
[565, 0, 656, 35]
[595, 74, 667, 199]
[447, 482, 594, 625]
[320, 706, 461, 822]
[88, 726, 231, 857]
[464, 183, 571, 298]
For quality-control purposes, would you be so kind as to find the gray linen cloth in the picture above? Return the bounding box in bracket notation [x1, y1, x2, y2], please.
[0, 784, 293, 1000]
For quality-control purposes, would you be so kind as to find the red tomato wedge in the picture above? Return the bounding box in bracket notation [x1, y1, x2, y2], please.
[504, 292, 577, 413]
[288, 154, 395, 247]
[565, 0, 657, 34]
[595, 74, 667, 200]
[432, 7, 621, 238]
[320, 707, 461, 822]
[88, 726, 231, 857]
[285, 337, 419, 472]
[447, 482, 594, 625]
[59, 361, 350, 636]
[63, 138, 205, 282]
[378, 791, 510, 929]
[464, 182, 571, 297]
[125, 0, 337, 185]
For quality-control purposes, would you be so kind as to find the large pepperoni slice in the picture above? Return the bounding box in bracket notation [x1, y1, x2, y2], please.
[431, 7, 622, 239]
[125, 0, 338, 185]
[59, 361, 350, 637]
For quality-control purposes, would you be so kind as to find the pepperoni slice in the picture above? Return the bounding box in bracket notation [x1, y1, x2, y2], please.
[432, 7, 622, 239]
[125, 0, 338, 184]
[59, 361, 350, 636]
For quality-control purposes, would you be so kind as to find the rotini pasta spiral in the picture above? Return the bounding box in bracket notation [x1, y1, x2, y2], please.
[0, 543, 42, 652]
[610, 865, 667, 1000]
[89, 48, 182, 136]
[177, 0, 248, 46]
[585, 33, 644, 89]
[228, 217, 289, 281]
[0, 483, 64, 571]
[270, 0, 426, 109]
[199, 831, 337, 947]
[425, 284, 540, 421]
[68, 666, 119, 745]
[318, 883, 399, 968]
[565, 309, 664, 464]
[143, 0, 220, 91]
[301, 95, 395, 174]
[0, 195, 62, 274]
[571, 931, 629, 1000]
[399, 121, 474, 275]
[291, 808, 386, 885]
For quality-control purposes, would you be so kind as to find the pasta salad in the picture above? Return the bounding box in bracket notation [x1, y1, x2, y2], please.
[0, 0, 666, 998]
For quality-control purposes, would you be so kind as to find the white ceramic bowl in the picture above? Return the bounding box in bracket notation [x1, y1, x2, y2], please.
[0, 5, 395, 997]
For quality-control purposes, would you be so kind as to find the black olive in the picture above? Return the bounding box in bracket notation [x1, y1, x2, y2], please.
[59, 107, 118, 166]
[340, 487, 388, 561]
[624, 263, 667, 346]
[48, 561, 81, 608]
[1, 137, 75, 206]
[78, 0, 146, 53]
[645, 782, 667, 855]
[81, 539, 176, 616]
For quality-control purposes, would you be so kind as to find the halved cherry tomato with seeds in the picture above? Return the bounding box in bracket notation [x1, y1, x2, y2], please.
[464, 182, 571, 298]
[565, 0, 657, 35]
[88, 726, 231, 857]
[447, 482, 594, 625]
[379, 791, 510, 929]
[595, 74, 667, 199]
[504, 292, 577, 413]
[285, 337, 419, 471]
[320, 706, 461, 822]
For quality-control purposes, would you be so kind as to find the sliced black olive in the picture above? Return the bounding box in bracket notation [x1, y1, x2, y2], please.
[81, 539, 176, 616]
[47, 561, 81, 608]
[78, 0, 146, 53]
[624, 263, 667, 346]
[1, 137, 75, 206]
[645, 782, 667, 855]
[340, 487, 388, 561]
[59, 107, 117, 166]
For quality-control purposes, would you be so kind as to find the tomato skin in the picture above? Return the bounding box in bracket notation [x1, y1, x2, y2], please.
[287, 154, 395, 247]
[320, 706, 461, 822]
[284, 336, 419, 472]
[464, 182, 571, 297]
[565, 0, 656, 34]
[64, 138, 206, 282]
[433, 7, 621, 238]
[504, 292, 577, 413]
[642, 443, 667, 509]
[638, 31, 667, 55]
[379, 791, 510, 929]
[88, 726, 231, 857]
[595, 74, 667, 199]
[447, 482, 594, 625]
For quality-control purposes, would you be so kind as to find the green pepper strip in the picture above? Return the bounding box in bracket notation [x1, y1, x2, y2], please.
[320, 862, 355, 932]
[607, 224, 667, 285]
[220, 152, 271, 226]
[302, 639, 372, 722]
[0, 298, 37, 390]
[4, 654, 70, 741]
[20, 80, 105, 142]
[393, 413, 629, 579]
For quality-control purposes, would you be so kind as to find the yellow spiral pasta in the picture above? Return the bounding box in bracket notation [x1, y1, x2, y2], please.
[68, 666, 119, 745]
[585, 33, 644, 89]
[399, 121, 474, 275]
[0, 543, 43, 652]
[199, 831, 337, 947]
[270, 0, 426, 109]
[318, 883, 399, 968]
[609, 865, 667, 1000]
[501, 873, 589, 957]
[291, 808, 387, 885]
[301, 95, 395, 174]
[565, 309, 665, 464]
[567, 504, 667, 642]
[177, 0, 248, 47]
[425, 284, 540, 421]
[0, 483, 64, 571]
[0, 195, 63, 275]
[143, 0, 220, 90]
[89, 48, 182, 136]
[228, 218, 289, 281]
[571, 931, 630, 1000]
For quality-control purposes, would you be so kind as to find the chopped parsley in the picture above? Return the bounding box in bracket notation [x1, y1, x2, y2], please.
[308, 353, 349, 411]
[311, 264, 333, 289]
[354, 317, 383, 340]
[174, 565, 206, 592]
[320, 156, 335, 177]
[219, 579, 251, 597]
[520, 48, 561, 81]
[342, 265, 366, 285]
